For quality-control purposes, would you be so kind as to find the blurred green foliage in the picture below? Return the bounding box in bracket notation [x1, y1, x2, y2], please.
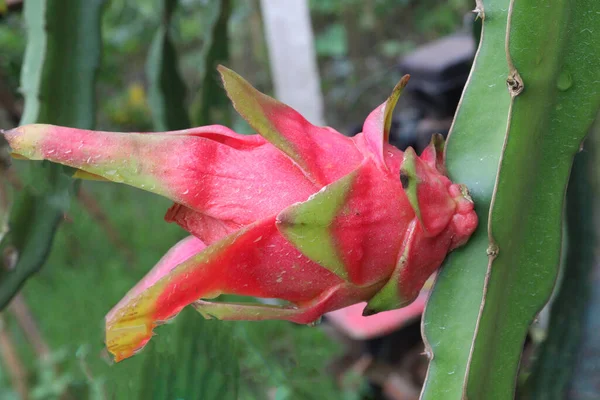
[0, 0, 471, 131]
[4, 181, 346, 399]
[0, 0, 103, 310]
[315, 23, 348, 58]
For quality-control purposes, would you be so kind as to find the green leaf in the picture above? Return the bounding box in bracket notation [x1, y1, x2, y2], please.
[467, 1, 600, 398]
[192, 0, 232, 126]
[0, 0, 104, 309]
[146, 0, 191, 131]
[0, 163, 74, 309]
[422, 0, 600, 398]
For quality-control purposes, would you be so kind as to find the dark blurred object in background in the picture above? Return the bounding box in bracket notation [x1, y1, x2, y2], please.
[399, 33, 474, 118]
[395, 33, 474, 152]
[348, 32, 475, 155]
[0, 0, 23, 16]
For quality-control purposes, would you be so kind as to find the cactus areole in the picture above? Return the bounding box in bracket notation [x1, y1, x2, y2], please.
[3, 66, 477, 362]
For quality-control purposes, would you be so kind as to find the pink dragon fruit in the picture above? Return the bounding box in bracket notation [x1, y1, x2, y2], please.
[3, 66, 477, 362]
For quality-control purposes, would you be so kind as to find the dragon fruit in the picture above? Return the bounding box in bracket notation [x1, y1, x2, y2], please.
[3, 66, 477, 362]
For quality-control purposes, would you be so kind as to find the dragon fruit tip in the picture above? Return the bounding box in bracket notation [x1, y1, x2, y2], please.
[0, 127, 13, 137]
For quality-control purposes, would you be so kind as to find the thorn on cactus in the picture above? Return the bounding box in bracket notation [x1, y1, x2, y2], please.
[507, 70, 524, 97]
[472, 0, 484, 20]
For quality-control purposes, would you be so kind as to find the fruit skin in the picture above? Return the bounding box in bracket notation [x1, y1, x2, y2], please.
[3, 66, 477, 362]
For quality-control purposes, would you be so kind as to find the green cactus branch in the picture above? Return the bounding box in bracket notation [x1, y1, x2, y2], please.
[421, 0, 600, 399]
[0, 0, 104, 309]
[420, 0, 511, 397]
[467, 1, 600, 397]
[147, 0, 191, 131]
[525, 118, 600, 400]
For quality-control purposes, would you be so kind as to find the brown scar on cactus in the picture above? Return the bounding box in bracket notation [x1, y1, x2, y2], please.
[504, 0, 524, 98]
[506, 71, 524, 97]
[486, 244, 500, 258]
